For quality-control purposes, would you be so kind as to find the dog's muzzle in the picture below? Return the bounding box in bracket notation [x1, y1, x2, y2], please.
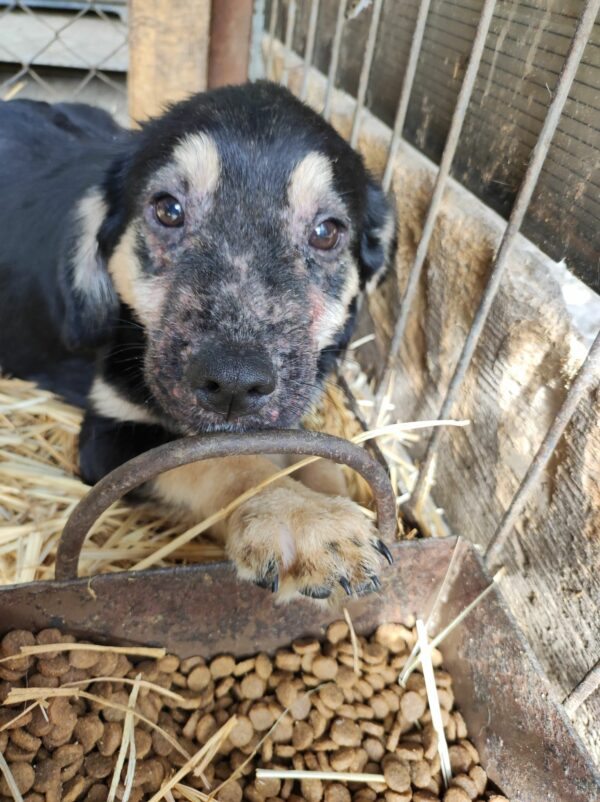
[185, 340, 276, 419]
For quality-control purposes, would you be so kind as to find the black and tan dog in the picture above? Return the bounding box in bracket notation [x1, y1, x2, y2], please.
[0, 82, 396, 600]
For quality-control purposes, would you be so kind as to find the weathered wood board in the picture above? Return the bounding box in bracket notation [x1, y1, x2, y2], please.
[128, 0, 210, 123]
[265, 36, 600, 766]
[268, 0, 600, 290]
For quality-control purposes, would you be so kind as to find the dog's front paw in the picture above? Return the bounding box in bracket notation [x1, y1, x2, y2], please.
[226, 484, 393, 602]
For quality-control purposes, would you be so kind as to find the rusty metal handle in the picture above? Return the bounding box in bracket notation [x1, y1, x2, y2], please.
[56, 430, 397, 580]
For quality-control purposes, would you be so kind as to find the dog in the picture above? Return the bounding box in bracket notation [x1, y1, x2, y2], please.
[0, 81, 397, 601]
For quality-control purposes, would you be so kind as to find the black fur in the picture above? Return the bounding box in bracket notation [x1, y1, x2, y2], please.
[0, 83, 396, 484]
[0, 99, 125, 395]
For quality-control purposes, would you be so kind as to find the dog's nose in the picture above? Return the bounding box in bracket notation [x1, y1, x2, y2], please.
[186, 342, 276, 417]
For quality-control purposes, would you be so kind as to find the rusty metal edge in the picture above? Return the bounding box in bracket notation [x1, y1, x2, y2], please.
[55, 429, 398, 581]
[0, 537, 598, 800]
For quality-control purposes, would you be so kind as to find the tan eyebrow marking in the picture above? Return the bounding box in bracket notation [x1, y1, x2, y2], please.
[172, 132, 221, 194]
[287, 152, 335, 218]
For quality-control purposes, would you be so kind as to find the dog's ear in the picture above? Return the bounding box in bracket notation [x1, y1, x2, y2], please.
[58, 188, 120, 351]
[59, 146, 135, 351]
[359, 178, 397, 289]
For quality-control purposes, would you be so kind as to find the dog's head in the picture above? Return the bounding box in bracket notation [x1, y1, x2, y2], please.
[63, 82, 396, 433]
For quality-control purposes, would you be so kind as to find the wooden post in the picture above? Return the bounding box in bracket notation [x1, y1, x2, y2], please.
[128, 0, 211, 124]
[207, 0, 254, 88]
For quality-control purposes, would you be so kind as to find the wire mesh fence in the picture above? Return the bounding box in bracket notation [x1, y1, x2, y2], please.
[0, 0, 127, 121]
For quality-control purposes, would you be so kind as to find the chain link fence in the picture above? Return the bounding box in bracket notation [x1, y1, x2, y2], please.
[0, 0, 128, 123]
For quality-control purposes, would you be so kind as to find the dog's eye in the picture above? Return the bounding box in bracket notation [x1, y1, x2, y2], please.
[309, 219, 341, 251]
[153, 194, 184, 227]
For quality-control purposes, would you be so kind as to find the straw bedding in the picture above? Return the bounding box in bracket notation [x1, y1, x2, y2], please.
[0, 377, 214, 585]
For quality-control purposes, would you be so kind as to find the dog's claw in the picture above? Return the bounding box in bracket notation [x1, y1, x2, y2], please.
[339, 577, 353, 596]
[375, 539, 394, 565]
[255, 575, 279, 593]
[255, 561, 279, 592]
[301, 585, 332, 599]
[369, 573, 382, 591]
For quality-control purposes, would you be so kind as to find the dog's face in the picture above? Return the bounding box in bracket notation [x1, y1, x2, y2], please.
[64, 83, 396, 433]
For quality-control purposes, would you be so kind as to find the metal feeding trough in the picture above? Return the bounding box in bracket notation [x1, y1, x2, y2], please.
[1, 430, 598, 802]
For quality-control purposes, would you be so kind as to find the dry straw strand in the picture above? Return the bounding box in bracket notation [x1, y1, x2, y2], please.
[0, 701, 38, 732]
[4, 687, 190, 760]
[107, 674, 141, 802]
[399, 539, 462, 685]
[416, 619, 452, 787]
[256, 768, 386, 783]
[146, 716, 238, 802]
[343, 607, 361, 676]
[0, 750, 24, 802]
[173, 785, 209, 802]
[400, 566, 506, 684]
[61, 675, 193, 705]
[0, 642, 166, 663]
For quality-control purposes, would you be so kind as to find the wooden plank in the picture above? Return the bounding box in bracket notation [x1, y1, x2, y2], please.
[128, 0, 210, 123]
[365, 159, 600, 765]
[207, 0, 253, 88]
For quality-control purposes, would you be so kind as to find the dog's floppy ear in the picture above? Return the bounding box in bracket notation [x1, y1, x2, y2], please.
[58, 187, 120, 351]
[359, 178, 397, 289]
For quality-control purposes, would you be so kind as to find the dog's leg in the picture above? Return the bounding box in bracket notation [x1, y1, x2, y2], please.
[285, 457, 349, 497]
[152, 457, 387, 601]
[79, 415, 387, 600]
[78, 412, 173, 486]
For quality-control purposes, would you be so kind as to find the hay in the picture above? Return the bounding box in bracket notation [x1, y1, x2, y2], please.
[0, 642, 166, 661]
[0, 377, 222, 584]
[342, 606, 361, 676]
[0, 751, 24, 802]
[416, 619, 452, 788]
[0, 356, 467, 585]
[107, 675, 141, 802]
[5, 686, 192, 760]
[255, 768, 386, 783]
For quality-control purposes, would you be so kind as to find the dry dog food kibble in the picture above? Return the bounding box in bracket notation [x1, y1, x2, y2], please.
[0, 625, 511, 802]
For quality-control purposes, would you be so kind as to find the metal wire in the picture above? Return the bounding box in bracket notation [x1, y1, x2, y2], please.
[281, 0, 297, 88]
[323, 0, 347, 121]
[408, 0, 600, 513]
[349, 0, 384, 148]
[486, 328, 600, 568]
[564, 658, 600, 717]
[266, 0, 279, 78]
[249, 0, 267, 81]
[374, 0, 498, 414]
[300, 0, 319, 100]
[0, 1, 127, 98]
[382, 0, 432, 192]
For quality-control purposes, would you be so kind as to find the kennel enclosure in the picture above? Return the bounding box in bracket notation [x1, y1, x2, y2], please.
[0, 0, 599, 780]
